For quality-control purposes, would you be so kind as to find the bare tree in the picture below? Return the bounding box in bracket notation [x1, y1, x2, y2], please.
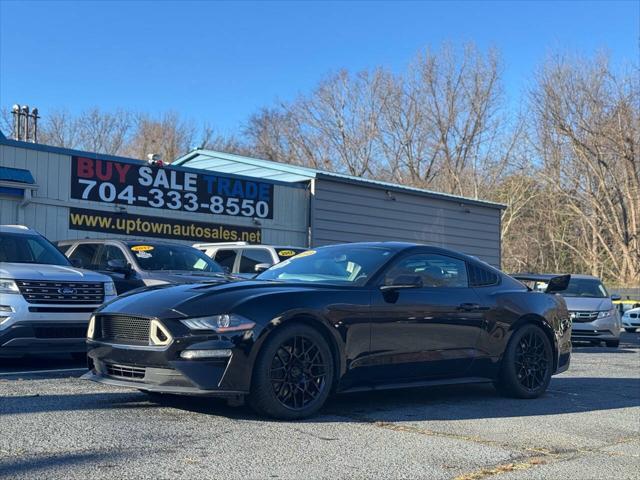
[76, 108, 132, 155]
[123, 112, 198, 163]
[531, 54, 639, 284]
[38, 109, 81, 149]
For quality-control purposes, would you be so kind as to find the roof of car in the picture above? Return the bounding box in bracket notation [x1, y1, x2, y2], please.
[56, 239, 197, 249]
[0, 225, 37, 234]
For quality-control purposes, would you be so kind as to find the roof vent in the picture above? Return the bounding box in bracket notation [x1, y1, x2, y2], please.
[11, 104, 40, 143]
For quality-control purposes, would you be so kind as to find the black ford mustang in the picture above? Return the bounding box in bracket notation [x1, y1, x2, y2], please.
[84, 242, 571, 419]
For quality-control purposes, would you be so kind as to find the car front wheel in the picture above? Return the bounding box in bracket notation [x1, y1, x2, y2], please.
[249, 324, 334, 420]
[606, 340, 620, 348]
[495, 324, 553, 399]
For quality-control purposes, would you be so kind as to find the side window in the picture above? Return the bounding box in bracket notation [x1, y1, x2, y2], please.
[239, 248, 273, 273]
[468, 263, 500, 287]
[95, 245, 127, 269]
[68, 243, 100, 269]
[384, 253, 469, 288]
[213, 249, 238, 270]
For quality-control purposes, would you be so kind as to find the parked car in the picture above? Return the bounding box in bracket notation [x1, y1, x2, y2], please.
[614, 299, 640, 318]
[0, 225, 116, 358]
[56, 239, 229, 295]
[621, 307, 640, 333]
[84, 242, 571, 419]
[193, 242, 308, 277]
[514, 273, 621, 347]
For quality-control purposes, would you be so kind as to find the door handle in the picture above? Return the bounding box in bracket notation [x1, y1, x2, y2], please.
[458, 303, 481, 311]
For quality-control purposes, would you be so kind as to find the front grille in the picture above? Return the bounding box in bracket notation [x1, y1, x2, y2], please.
[16, 280, 104, 305]
[34, 326, 87, 339]
[105, 363, 146, 380]
[569, 311, 599, 323]
[97, 315, 151, 345]
[629, 313, 638, 319]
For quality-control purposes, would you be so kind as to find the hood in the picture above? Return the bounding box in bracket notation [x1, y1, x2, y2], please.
[98, 280, 327, 319]
[562, 296, 612, 311]
[0, 262, 111, 282]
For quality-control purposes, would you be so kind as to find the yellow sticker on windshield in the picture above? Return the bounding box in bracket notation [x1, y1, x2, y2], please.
[278, 250, 297, 257]
[294, 250, 316, 258]
[131, 245, 154, 252]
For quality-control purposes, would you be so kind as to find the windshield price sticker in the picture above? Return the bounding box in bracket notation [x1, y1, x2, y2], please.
[131, 245, 154, 252]
[71, 156, 274, 219]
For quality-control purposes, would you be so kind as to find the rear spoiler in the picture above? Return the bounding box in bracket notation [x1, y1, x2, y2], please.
[511, 273, 571, 293]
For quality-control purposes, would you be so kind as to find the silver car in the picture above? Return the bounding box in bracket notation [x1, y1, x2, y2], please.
[561, 275, 622, 347]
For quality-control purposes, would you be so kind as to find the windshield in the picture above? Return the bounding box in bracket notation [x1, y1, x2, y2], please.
[0, 232, 71, 266]
[129, 244, 223, 273]
[256, 245, 394, 285]
[561, 278, 609, 298]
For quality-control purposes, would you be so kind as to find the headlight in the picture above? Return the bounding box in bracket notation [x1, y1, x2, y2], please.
[0, 279, 19, 295]
[597, 309, 616, 319]
[104, 281, 117, 296]
[181, 314, 255, 333]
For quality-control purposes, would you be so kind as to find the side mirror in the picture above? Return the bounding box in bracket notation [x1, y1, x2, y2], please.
[107, 259, 131, 274]
[611, 294, 621, 301]
[380, 274, 423, 291]
[254, 263, 273, 273]
[70, 258, 83, 268]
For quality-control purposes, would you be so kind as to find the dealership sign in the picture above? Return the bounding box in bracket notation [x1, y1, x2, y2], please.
[69, 207, 262, 243]
[70, 156, 274, 219]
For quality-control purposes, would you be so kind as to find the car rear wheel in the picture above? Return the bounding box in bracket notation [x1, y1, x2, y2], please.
[495, 324, 553, 399]
[249, 324, 334, 420]
[606, 340, 620, 348]
[624, 328, 636, 333]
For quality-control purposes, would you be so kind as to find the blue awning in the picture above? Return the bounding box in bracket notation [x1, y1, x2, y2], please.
[0, 166, 35, 184]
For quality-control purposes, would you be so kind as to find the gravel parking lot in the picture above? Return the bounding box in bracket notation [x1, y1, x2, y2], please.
[0, 333, 638, 480]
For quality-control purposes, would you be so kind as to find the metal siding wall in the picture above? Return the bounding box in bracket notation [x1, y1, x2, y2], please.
[312, 179, 502, 266]
[0, 145, 309, 247]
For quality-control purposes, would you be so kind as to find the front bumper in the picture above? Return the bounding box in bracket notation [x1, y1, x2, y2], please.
[85, 323, 258, 396]
[0, 294, 114, 356]
[571, 318, 620, 342]
[622, 317, 640, 329]
[0, 321, 90, 356]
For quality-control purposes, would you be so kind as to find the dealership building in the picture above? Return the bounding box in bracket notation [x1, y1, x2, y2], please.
[0, 131, 505, 266]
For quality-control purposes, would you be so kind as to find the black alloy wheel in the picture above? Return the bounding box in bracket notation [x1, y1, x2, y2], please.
[495, 324, 553, 399]
[249, 324, 334, 420]
[514, 330, 549, 392]
[269, 335, 328, 410]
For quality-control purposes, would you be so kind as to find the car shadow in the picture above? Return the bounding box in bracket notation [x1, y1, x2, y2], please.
[2, 376, 638, 423]
[0, 451, 123, 478]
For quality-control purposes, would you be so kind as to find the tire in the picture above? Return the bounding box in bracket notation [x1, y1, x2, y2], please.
[494, 324, 553, 399]
[249, 323, 334, 420]
[606, 340, 620, 348]
[624, 328, 636, 333]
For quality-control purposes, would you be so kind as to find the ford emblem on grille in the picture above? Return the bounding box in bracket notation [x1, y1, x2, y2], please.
[58, 287, 77, 295]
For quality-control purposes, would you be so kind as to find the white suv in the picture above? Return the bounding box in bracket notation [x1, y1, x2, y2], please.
[193, 242, 307, 277]
[0, 226, 116, 358]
